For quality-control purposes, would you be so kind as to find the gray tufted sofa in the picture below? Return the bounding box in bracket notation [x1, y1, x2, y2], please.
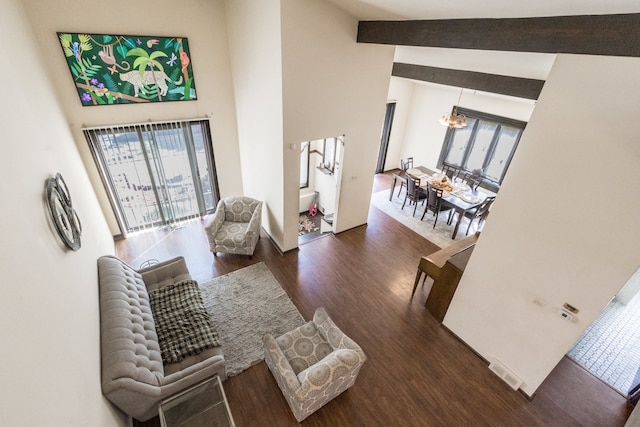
[205, 196, 263, 257]
[97, 255, 225, 421]
[263, 307, 366, 422]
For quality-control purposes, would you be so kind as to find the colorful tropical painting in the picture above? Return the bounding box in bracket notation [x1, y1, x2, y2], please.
[57, 33, 197, 106]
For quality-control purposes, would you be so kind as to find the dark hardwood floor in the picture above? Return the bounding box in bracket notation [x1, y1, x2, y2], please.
[122, 172, 631, 427]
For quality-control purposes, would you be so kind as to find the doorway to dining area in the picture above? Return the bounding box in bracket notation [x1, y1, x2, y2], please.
[375, 102, 396, 174]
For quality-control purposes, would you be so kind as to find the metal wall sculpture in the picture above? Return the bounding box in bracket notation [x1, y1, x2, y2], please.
[45, 173, 82, 251]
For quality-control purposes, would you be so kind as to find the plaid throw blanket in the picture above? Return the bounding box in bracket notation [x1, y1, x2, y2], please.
[149, 280, 220, 364]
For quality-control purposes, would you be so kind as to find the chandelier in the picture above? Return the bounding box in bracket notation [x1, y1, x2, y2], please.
[438, 89, 467, 129]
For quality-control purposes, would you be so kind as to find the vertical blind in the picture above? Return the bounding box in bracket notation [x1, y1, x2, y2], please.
[84, 119, 218, 235]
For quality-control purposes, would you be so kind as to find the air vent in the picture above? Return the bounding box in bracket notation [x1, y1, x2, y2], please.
[489, 359, 523, 390]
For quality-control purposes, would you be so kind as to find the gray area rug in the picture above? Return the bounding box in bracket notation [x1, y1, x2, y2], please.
[199, 262, 305, 377]
[370, 189, 473, 248]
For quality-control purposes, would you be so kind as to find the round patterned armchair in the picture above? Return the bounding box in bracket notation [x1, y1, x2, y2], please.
[263, 307, 367, 422]
[205, 196, 263, 258]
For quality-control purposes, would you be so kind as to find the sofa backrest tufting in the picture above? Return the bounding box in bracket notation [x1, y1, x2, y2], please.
[97, 255, 226, 421]
[98, 256, 164, 390]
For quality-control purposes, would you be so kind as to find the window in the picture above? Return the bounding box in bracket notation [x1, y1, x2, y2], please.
[438, 107, 526, 191]
[84, 119, 219, 235]
[322, 137, 337, 173]
[300, 142, 310, 188]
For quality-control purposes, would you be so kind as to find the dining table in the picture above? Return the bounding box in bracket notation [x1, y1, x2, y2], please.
[441, 185, 492, 240]
[389, 165, 494, 240]
[388, 166, 437, 200]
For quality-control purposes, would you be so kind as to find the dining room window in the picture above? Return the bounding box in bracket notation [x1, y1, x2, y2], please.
[437, 107, 526, 191]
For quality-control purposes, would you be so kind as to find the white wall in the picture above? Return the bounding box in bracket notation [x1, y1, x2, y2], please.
[394, 46, 555, 81]
[225, 0, 285, 248]
[227, 0, 394, 251]
[0, 0, 122, 425]
[23, 0, 243, 236]
[386, 78, 536, 173]
[280, 0, 395, 249]
[444, 54, 640, 396]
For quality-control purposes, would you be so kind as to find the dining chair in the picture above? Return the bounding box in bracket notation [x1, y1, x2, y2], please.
[462, 196, 496, 235]
[400, 157, 414, 171]
[398, 157, 414, 198]
[421, 182, 453, 228]
[441, 163, 460, 180]
[401, 175, 427, 216]
[460, 171, 483, 190]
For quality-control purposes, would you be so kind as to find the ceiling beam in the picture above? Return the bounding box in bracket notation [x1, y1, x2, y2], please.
[392, 63, 545, 100]
[358, 14, 640, 57]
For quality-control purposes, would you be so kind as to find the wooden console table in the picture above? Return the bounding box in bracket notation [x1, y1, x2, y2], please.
[425, 245, 475, 322]
[412, 233, 478, 298]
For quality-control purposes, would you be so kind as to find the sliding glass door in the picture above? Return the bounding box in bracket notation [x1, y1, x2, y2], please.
[84, 119, 219, 235]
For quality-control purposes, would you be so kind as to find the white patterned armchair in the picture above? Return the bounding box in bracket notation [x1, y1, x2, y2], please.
[263, 307, 367, 422]
[205, 196, 262, 258]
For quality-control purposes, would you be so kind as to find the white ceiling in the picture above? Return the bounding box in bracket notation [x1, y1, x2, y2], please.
[327, 0, 640, 85]
[394, 46, 556, 80]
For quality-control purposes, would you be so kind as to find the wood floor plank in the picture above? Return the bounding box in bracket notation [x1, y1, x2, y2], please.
[125, 171, 631, 427]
